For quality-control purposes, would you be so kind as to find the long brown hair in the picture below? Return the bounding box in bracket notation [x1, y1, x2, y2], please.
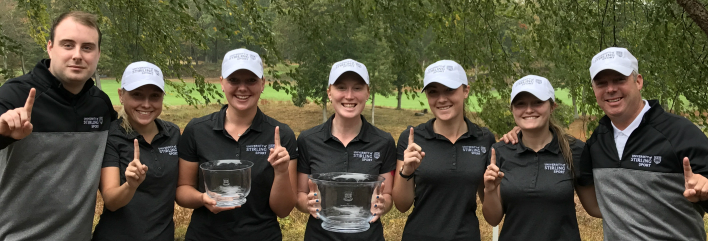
[548, 100, 576, 179]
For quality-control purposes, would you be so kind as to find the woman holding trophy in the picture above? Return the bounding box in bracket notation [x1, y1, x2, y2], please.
[295, 59, 397, 240]
[175, 48, 297, 241]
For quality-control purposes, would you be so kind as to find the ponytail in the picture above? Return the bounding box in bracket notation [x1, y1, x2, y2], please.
[118, 106, 134, 134]
[118, 88, 134, 134]
[549, 100, 576, 180]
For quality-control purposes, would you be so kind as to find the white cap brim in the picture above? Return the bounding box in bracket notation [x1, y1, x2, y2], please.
[590, 65, 633, 80]
[510, 90, 554, 103]
[329, 71, 368, 85]
[122, 79, 165, 92]
[422, 77, 464, 93]
[222, 66, 263, 79]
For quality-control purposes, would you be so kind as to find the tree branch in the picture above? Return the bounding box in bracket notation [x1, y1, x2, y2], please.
[677, 0, 708, 37]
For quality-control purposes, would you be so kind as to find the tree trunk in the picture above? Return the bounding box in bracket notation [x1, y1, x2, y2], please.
[396, 85, 403, 110]
[214, 38, 218, 63]
[371, 92, 376, 126]
[572, 92, 578, 119]
[94, 69, 102, 90]
[677, 0, 708, 37]
[581, 85, 587, 117]
[191, 45, 197, 65]
[20, 54, 25, 75]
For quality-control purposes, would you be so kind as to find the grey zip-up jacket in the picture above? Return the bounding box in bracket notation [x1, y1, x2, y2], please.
[0, 59, 117, 240]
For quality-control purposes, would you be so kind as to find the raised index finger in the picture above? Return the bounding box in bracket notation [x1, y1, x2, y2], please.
[274, 126, 281, 148]
[490, 148, 497, 166]
[25, 88, 36, 117]
[683, 157, 693, 180]
[134, 139, 140, 160]
[408, 127, 415, 146]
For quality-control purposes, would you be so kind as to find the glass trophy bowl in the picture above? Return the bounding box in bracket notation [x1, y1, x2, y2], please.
[309, 172, 384, 233]
[200, 160, 254, 207]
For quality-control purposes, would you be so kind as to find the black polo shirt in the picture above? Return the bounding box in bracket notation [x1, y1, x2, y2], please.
[178, 105, 298, 241]
[396, 117, 495, 241]
[578, 100, 708, 240]
[297, 115, 397, 241]
[92, 118, 181, 241]
[492, 132, 583, 241]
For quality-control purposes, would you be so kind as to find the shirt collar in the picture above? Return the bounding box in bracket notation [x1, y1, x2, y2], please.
[38, 59, 96, 99]
[322, 114, 372, 143]
[513, 128, 560, 154]
[611, 99, 650, 138]
[212, 105, 265, 135]
[421, 117, 481, 140]
[120, 118, 171, 140]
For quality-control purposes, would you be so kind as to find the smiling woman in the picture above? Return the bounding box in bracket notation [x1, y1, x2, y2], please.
[295, 59, 396, 241]
[392, 60, 496, 241]
[174, 48, 298, 241]
[92, 61, 182, 241]
[482, 75, 601, 241]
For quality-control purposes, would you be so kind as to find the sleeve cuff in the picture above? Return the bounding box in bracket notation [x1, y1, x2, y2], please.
[0, 135, 18, 150]
[577, 176, 594, 186]
[297, 166, 311, 174]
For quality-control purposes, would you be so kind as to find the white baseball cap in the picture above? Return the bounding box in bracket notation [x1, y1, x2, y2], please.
[221, 48, 263, 79]
[121, 61, 165, 92]
[328, 59, 369, 85]
[422, 60, 467, 92]
[589, 47, 638, 80]
[510, 75, 555, 103]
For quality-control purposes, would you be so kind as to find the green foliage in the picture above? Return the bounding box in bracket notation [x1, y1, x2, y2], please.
[0, 22, 21, 82]
[522, 0, 708, 133]
[553, 100, 575, 129]
[478, 98, 514, 135]
[4, 0, 708, 132]
[16, 0, 281, 107]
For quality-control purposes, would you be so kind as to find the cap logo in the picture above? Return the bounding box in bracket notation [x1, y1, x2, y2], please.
[334, 61, 358, 70]
[592, 52, 617, 63]
[356, 63, 362, 68]
[228, 53, 250, 61]
[535, 79, 542, 84]
[250, 54, 257, 60]
[446, 66, 453, 71]
[616, 51, 623, 57]
[514, 78, 536, 87]
[426, 65, 446, 74]
[132, 67, 161, 76]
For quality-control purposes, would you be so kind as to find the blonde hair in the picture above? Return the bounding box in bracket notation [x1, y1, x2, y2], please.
[118, 105, 134, 134]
